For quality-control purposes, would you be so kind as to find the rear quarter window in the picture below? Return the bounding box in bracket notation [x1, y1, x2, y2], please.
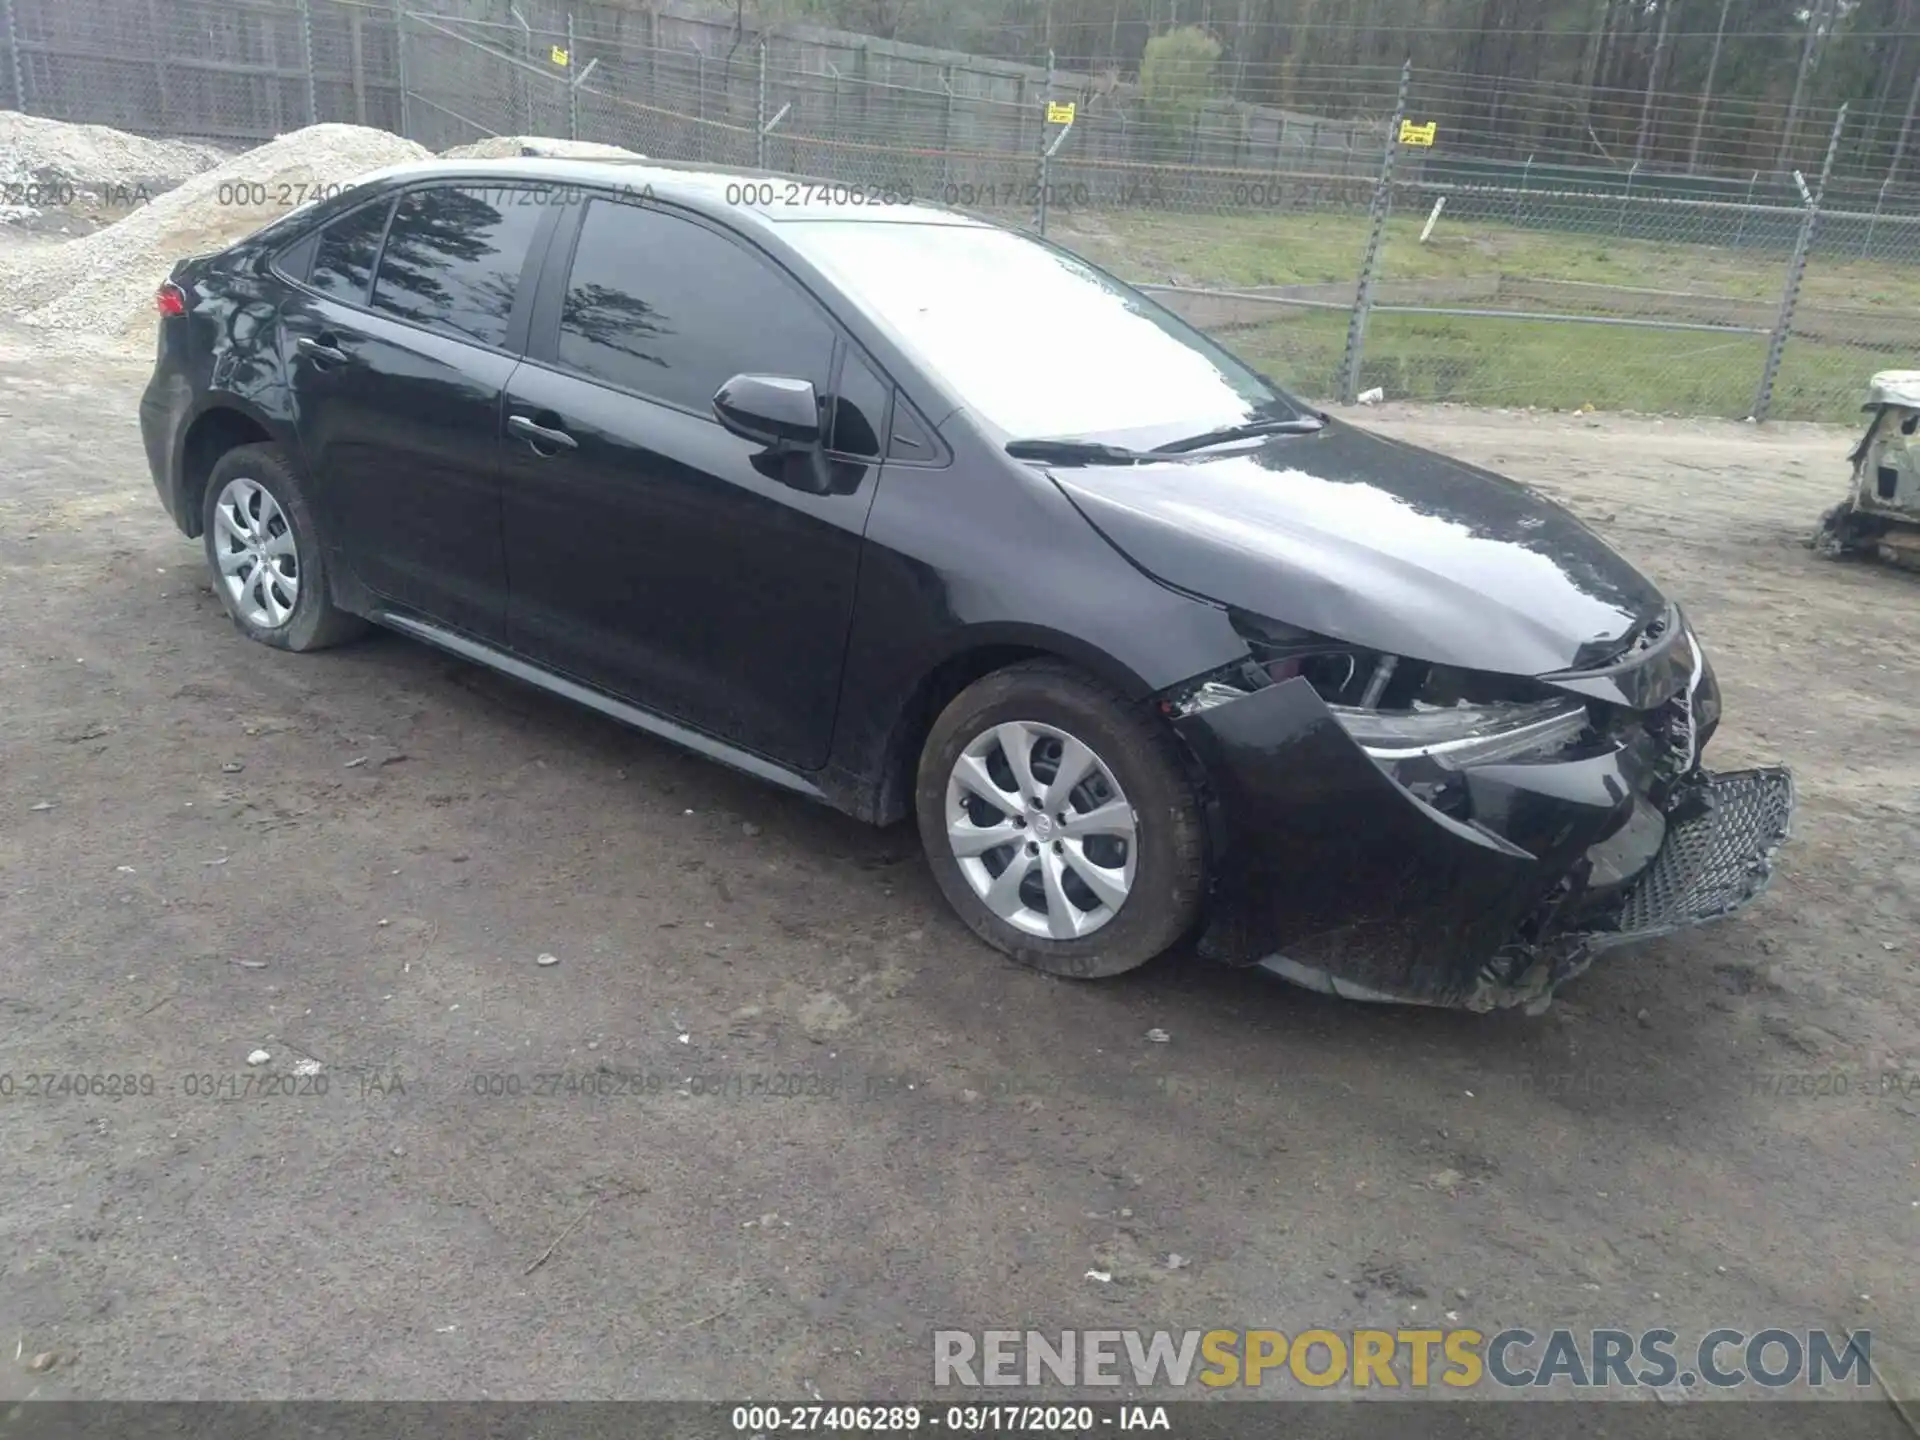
[273, 231, 319, 284]
[307, 198, 395, 306]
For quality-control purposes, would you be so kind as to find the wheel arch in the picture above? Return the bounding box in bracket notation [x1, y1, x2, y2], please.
[176, 398, 289, 538]
[862, 623, 1159, 827]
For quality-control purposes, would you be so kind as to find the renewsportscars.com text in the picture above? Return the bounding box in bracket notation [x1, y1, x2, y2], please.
[933, 1327, 1872, 1392]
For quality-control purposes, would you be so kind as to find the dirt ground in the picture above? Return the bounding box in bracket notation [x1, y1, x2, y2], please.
[1, 322, 1918, 1421]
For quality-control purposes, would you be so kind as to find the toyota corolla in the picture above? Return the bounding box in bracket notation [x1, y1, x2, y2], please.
[139, 158, 1793, 1011]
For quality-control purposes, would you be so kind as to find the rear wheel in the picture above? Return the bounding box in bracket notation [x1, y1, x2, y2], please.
[915, 660, 1206, 978]
[201, 442, 365, 652]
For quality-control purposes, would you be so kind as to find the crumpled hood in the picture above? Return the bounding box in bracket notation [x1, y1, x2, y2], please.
[1048, 420, 1667, 675]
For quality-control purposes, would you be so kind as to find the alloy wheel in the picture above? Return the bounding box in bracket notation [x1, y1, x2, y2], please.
[944, 719, 1138, 940]
[212, 476, 300, 630]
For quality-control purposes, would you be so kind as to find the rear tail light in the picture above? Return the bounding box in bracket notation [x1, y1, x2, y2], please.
[156, 282, 187, 317]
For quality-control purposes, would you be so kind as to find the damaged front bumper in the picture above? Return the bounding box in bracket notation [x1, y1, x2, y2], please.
[1172, 667, 1794, 1013]
[1261, 766, 1793, 1013]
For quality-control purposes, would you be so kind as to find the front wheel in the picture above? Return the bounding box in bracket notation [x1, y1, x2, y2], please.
[915, 660, 1207, 978]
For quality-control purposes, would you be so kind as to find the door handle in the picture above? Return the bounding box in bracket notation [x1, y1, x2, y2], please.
[296, 335, 350, 366]
[508, 413, 578, 452]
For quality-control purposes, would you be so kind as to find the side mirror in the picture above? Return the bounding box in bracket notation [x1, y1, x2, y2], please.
[713, 374, 822, 449]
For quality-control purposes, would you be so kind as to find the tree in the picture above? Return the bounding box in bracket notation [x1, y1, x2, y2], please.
[724, 0, 1918, 181]
[1138, 24, 1222, 157]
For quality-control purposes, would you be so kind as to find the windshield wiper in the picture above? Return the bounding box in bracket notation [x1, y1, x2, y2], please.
[1004, 438, 1148, 465]
[1006, 417, 1324, 465]
[1150, 416, 1327, 454]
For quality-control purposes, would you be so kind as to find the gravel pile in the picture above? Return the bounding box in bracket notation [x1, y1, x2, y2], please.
[0, 123, 429, 350]
[441, 135, 643, 160]
[0, 110, 229, 210]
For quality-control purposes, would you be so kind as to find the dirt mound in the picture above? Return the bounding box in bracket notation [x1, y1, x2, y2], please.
[0, 123, 429, 350]
[440, 135, 643, 161]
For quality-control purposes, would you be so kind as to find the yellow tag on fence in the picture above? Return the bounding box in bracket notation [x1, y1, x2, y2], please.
[1398, 119, 1437, 147]
[1046, 101, 1076, 125]
[550, 45, 570, 67]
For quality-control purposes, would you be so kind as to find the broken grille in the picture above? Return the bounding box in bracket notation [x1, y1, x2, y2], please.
[1597, 767, 1794, 941]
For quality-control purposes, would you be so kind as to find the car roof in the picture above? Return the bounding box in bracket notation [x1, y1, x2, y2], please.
[357, 155, 993, 235]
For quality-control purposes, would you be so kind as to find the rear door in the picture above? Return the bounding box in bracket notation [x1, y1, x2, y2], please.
[280, 183, 557, 641]
[499, 196, 885, 769]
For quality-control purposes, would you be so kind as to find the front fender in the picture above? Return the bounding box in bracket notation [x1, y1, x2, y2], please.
[1173, 677, 1571, 1003]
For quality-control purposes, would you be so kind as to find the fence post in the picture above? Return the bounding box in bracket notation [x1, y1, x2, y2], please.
[1753, 104, 1846, 423]
[145, 0, 174, 128]
[567, 14, 578, 141]
[1340, 59, 1411, 406]
[1733, 171, 1757, 247]
[2, 0, 24, 114]
[644, 7, 658, 118]
[349, 4, 367, 124]
[1016, 73, 1030, 170]
[1863, 177, 1888, 260]
[691, 50, 706, 161]
[394, 0, 412, 139]
[1034, 49, 1054, 233]
[298, 0, 318, 125]
[756, 37, 767, 169]
[513, 8, 531, 135]
[940, 64, 954, 199]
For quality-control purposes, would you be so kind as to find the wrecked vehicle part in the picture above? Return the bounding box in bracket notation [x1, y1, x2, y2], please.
[1258, 761, 1794, 1013]
[1160, 613, 1788, 1011]
[1813, 370, 1920, 569]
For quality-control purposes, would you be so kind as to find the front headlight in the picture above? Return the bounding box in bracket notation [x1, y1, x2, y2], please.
[1331, 696, 1590, 769]
[1167, 611, 1595, 782]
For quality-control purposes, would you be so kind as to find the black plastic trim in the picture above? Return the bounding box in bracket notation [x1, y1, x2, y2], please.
[376, 613, 827, 800]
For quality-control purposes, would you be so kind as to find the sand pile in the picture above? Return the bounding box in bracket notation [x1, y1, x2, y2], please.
[0, 122, 429, 349]
[441, 135, 644, 161]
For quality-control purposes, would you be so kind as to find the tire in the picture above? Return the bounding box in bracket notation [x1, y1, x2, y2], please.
[915, 659, 1207, 978]
[200, 442, 366, 652]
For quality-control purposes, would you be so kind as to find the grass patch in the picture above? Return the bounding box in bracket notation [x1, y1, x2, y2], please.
[1219, 309, 1862, 423]
[1062, 206, 1920, 311]
[1051, 206, 1910, 420]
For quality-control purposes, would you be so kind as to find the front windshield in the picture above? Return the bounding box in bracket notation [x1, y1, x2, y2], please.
[780, 218, 1298, 445]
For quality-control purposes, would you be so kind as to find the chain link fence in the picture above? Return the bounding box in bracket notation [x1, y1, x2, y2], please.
[0, 0, 404, 138]
[4, 0, 1919, 422]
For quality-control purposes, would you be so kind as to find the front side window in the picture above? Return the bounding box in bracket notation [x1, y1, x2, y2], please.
[308, 199, 394, 306]
[557, 199, 834, 415]
[780, 218, 1297, 448]
[371, 186, 547, 348]
[831, 348, 890, 458]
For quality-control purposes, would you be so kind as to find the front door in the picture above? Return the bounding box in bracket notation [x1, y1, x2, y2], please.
[499, 196, 885, 770]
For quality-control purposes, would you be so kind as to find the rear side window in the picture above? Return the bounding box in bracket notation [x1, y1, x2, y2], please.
[556, 199, 834, 413]
[308, 199, 393, 306]
[371, 185, 547, 349]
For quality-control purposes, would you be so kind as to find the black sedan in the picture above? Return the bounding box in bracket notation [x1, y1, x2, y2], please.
[139, 158, 1792, 1011]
